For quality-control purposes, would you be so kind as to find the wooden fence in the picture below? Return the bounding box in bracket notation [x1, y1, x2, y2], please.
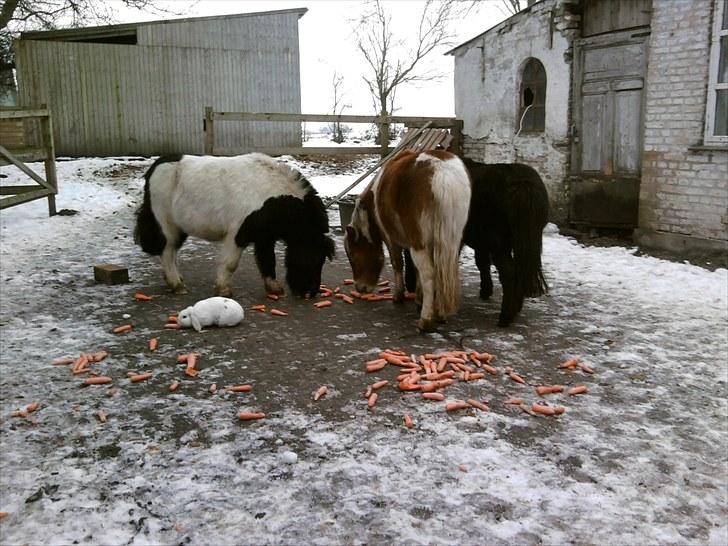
[203, 108, 463, 158]
[0, 106, 58, 216]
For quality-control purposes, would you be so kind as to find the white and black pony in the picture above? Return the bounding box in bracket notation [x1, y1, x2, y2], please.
[403, 160, 549, 327]
[134, 153, 335, 298]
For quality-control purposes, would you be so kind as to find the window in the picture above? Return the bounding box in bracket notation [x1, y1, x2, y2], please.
[706, 0, 728, 142]
[518, 58, 546, 134]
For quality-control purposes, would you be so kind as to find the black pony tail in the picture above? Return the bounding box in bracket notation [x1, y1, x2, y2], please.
[134, 156, 180, 255]
[510, 174, 549, 298]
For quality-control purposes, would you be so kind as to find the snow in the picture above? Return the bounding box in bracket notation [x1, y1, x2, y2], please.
[1, 156, 727, 545]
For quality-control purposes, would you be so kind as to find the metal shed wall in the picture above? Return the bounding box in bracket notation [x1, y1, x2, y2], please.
[14, 11, 303, 156]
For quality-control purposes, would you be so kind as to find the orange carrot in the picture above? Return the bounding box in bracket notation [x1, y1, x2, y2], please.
[343, 279, 355, 285]
[398, 382, 421, 391]
[531, 404, 561, 416]
[467, 399, 489, 412]
[167, 315, 178, 323]
[185, 353, 198, 377]
[270, 309, 288, 316]
[341, 295, 354, 304]
[11, 410, 27, 418]
[92, 351, 108, 363]
[134, 292, 153, 301]
[371, 380, 389, 390]
[313, 300, 332, 309]
[403, 414, 414, 429]
[509, 372, 527, 385]
[176, 354, 189, 363]
[26, 401, 40, 413]
[482, 364, 498, 375]
[314, 385, 328, 400]
[580, 365, 595, 374]
[445, 402, 470, 412]
[112, 324, 133, 334]
[209, 384, 217, 394]
[129, 372, 152, 383]
[52, 357, 75, 366]
[504, 398, 523, 405]
[367, 392, 378, 408]
[84, 376, 113, 385]
[553, 406, 566, 415]
[349, 290, 362, 298]
[267, 293, 280, 301]
[535, 385, 564, 395]
[107, 387, 119, 397]
[422, 392, 445, 401]
[169, 381, 180, 392]
[227, 385, 253, 393]
[468, 373, 485, 381]
[404, 292, 417, 300]
[96, 409, 108, 423]
[377, 280, 389, 287]
[238, 412, 266, 420]
[335, 293, 345, 299]
[164, 323, 181, 329]
[320, 289, 334, 298]
[366, 360, 387, 373]
[458, 464, 468, 473]
[568, 385, 588, 396]
[148, 337, 158, 352]
[250, 304, 266, 312]
[558, 357, 580, 369]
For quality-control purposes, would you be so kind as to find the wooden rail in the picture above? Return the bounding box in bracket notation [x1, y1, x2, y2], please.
[0, 106, 58, 216]
[203, 108, 463, 159]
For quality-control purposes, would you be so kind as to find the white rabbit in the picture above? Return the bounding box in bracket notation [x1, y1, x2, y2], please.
[177, 297, 244, 332]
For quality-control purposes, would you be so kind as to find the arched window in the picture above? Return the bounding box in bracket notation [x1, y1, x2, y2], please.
[518, 58, 546, 133]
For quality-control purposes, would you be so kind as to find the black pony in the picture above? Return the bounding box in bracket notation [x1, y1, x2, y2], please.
[404, 160, 549, 326]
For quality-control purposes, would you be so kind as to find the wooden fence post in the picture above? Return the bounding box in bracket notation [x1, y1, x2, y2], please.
[40, 104, 57, 216]
[450, 119, 464, 157]
[204, 106, 214, 155]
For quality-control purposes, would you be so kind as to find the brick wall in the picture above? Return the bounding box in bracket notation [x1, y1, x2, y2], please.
[637, 0, 728, 250]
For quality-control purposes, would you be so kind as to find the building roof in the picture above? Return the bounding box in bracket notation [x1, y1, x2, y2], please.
[445, 1, 542, 55]
[20, 7, 308, 42]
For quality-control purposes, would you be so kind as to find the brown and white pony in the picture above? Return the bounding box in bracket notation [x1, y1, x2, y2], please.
[344, 150, 471, 332]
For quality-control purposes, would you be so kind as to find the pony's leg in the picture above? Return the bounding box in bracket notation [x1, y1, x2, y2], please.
[254, 239, 284, 295]
[409, 249, 436, 332]
[214, 236, 243, 297]
[491, 248, 520, 327]
[474, 246, 493, 300]
[160, 228, 187, 294]
[385, 242, 406, 303]
[404, 249, 417, 294]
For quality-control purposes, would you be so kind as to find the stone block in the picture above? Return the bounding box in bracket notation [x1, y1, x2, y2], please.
[94, 264, 129, 285]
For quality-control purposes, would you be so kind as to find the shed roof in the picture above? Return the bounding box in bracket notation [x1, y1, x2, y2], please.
[445, 1, 541, 55]
[20, 7, 308, 42]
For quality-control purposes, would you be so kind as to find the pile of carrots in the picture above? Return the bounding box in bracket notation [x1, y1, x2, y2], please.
[358, 349, 595, 429]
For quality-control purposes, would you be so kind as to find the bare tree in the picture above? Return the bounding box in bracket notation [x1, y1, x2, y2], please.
[499, 0, 525, 16]
[353, 0, 477, 147]
[329, 70, 351, 143]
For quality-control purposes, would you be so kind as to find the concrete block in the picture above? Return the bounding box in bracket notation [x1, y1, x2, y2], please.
[94, 264, 129, 285]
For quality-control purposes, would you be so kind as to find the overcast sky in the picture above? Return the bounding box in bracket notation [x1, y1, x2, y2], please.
[110, 0, 510, 118]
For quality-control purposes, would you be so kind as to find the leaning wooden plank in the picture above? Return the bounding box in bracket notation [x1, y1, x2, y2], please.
[0, 188, 54, 209]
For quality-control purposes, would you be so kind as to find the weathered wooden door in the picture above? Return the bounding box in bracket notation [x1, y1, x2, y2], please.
[570, 0, 651, 228]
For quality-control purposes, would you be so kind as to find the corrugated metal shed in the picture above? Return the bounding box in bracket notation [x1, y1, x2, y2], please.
[14, 9, 307, 157]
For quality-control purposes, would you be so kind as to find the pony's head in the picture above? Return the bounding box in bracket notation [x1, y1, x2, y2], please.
[285, 233, 336, 297]
[344, 201, 384, 293]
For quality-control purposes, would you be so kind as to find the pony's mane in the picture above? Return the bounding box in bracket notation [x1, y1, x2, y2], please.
[247, 153, 318, 198]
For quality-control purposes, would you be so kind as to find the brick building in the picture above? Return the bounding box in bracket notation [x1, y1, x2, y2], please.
[449, 0, 727, 253]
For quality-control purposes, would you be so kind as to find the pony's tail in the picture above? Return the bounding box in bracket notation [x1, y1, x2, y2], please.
[432, 159, 471, 317]
[510, 178, 549, 298]
[134, 159, 171, 256]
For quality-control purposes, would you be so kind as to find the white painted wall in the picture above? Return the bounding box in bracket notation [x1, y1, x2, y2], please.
[450, 0, 573, 221]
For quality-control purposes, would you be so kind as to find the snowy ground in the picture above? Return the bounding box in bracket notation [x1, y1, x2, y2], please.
[1, 156, 727, 546]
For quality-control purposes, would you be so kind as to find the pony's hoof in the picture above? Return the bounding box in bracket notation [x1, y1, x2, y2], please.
[174, 286, 189, 295]
[215, 286, 233, 298]
[392, 291, 406, 304]
[264, 278, 285, 295]
[497, 316, 514, 327]
[479, 289, 492, 300]
[417, 318, 437, 333]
